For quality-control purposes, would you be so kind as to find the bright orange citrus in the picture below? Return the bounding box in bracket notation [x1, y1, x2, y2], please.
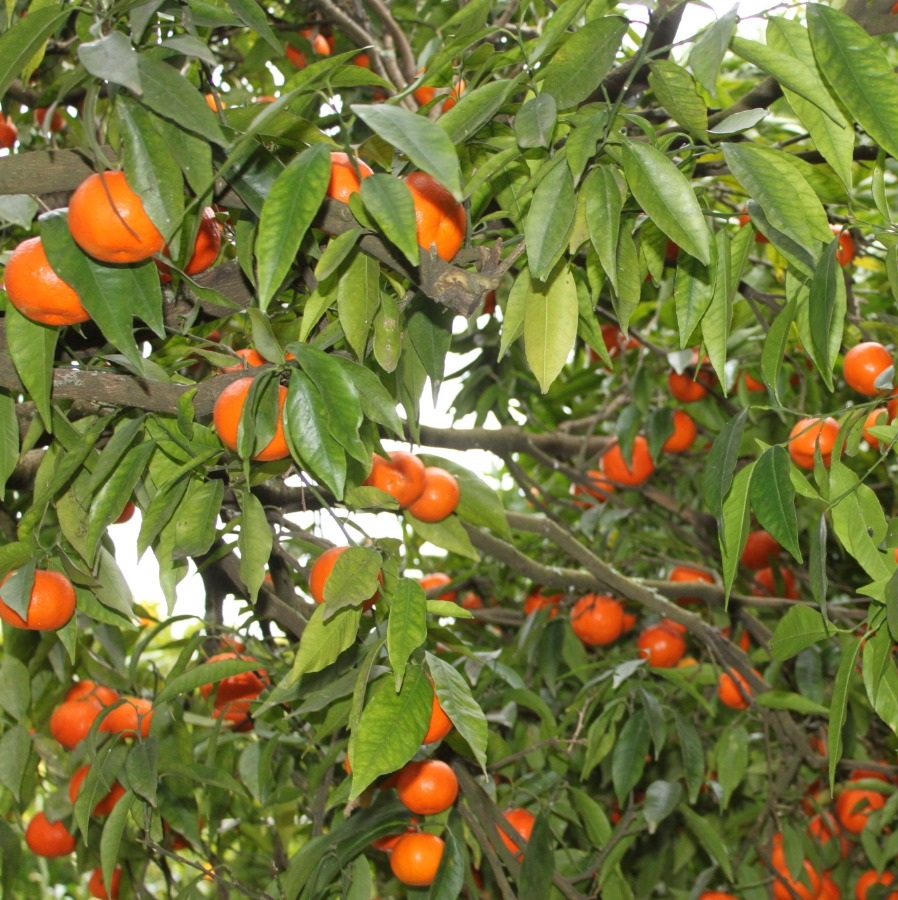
[843, 342, 893, 396]
[717, 668, 755, 710]
[667, 370, 708, 402]
[406, 466, 460, 522]
[50, 699, 103, 749]
[637, 623, 686, 667]
[65, 680, 120, 706]
[390, 832, 445, 887]
[0, 114, 17, 148]
[752, 565, 799, 599]
[68, 171, 165, 264]
[68, 764, 126, 817]
[100, 696, 154, 739]
[364, 451, 427, 507]
[668, 565, 714, 604]
[600, 435, 655, 487]
[835, 787, 885, 834]
[88, 865, 122, 899]
[396, 759, 458, 815]
[25, 811, 76, 857]
[833, 224, 856, 266]
[35, 107, 65, 132]
[308, 546, 380, 609]
[404, 172, 466, 262]
[740, 530, 780, 570]
[863, 407, 890, 449]
[497, 808, 536, 861]
[423, 690, 453, 744]
[419, 573, 457, 602]
[3, 236, 90, 326]
[327, 152, 373, 203]
[662, 410, 698, 453]
[856, 870, 898, 900]
[0, 569, 76, 630]
[788, 416, 839, 469]
[199, 651, 269, 708]
[523, 590, 562, 617]
[212, 377, 290, 462]
[570, 594, 625, 646]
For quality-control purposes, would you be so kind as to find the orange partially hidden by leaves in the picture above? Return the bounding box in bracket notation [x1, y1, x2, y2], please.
[717, 668, 755, 710]
[0, 113, 17, 148]
[570, 594, 625, 646]
[68, 764, 126, 817]
[637, 623, 686, 667]
[183, 207, 222, 276]
[835, 786, 885, 834]
[88, 866, 122, 899]
[419, 573, 457, 603]
[199, 651, 270, 708]
[667, 370, 708, 402]
[100, 696, 154, 739]
[422, 690, 453, 744]
[390, 832, 445, 887]
[308, 546, 380, 609]
[396, 759, 459, 815]
[843, 341, 893, 396]
[863, 407, 890, 449]
[0, 569, 77, 631]
[832, 224, 855, 266]
[50, 699, 103, 749]
[571, 469, 615, 505]
[668, 565, 715, 605]
[524, 590, 562, 617]
[740, 530, 781, 569]
[404, 171, 466, 262]
[35, 106, 65, 132]
[25, 812, 76, 857]
[406, 466, 460, 523]
[600, 435, 655, 487]
[68, 171, 165, 264]
[497, 808, 536, 861]
[364, 450, 427, 508]
[856, 870, 898, 900]
[212, 377, 290, 462]
[66, 681, 120, 706]
[3, 236, 90, 326]
[788, 416, 840, 469]
[327, 151, 373, 203]
[698, 894, 739, 900]
[662, 410, 698, 453]
[752, 565, 799, 599]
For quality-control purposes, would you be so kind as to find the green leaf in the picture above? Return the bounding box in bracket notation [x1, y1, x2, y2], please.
[519, 813, 554, 900]
[688, 7, 738, 94]
[349, 104, 461, 200]
[648, 61, 708, 140]
[674, 711, 705, 804]
[388, 579, 427, 690]
[538, 16, 628, 110]
[315, 228, 362, 281]
[679, 804, 734, 880]
[584, 166, 623, 294]
[755, 691, 830, 716]
[806, 240, 844, 387]
[285, 370, 347, 498]
[514, 94, 557, 148]
[337, 251, 380, 361]
[673, 249, 715, 345]
[126, 738, 159, 807]
[715, 725, 747, 811]
[349, 667, 431, 798]
[156, 656, 267, 705]
[439, 78, 518, 145]
[829, 635, 861, 791]
[808, 4, 898, 164]
[256, 143, 331, 311]
[0, 726, 31, 803]
[405, 512, 479, 560]
[524, 263, 578, 392]
[613, 221, 641, 332]
[622, 141, 710, 265]
[4, 304, 56, 428]
[321, 547, 382, 613]
[407, 299, 452, 384]
[0, 391, 17, 500]
[770, 606, 833, 661]
[524, 160, 575, 281]
[702, 229, 731, 385]
[79, 31, 141, 94]
[703, 408, 748, 526]
[863, 627, 898, 737]
[224, 0, 281, 52]
[101, 791, 135, 894]
[643, 780, 682, 834]
[750, 446, 801, 562]
[238, 488, 270, 602]
[331, 356, 404, 438]
[0, 5, 70, 100]
[612, 710, 651, 805]
[761, 295, 797, 404]
[360, 174, 419, 266]
[720, 464, 752, 603]
[498, 266, 528, 359]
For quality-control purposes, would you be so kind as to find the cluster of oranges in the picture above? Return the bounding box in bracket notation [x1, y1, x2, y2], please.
[364, 449, 461, 523]
[0, 104, 66, 150]
[198, 647, 270, 731]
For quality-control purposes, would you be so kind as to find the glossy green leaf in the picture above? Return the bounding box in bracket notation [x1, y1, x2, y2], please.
[584, 166, 624, 294]
[407, 299, 452, 384]
[648, 61, 708, 139]
[0, 726, 31, 803]
[524, 263, 578, 393]
[439, 78, 518, 145]
[0, 6, 70, 100]
[4, 304, 55, 429]
[101, 791, 135, 894]
[760, 295, 797, 404]
[256, 143, 331, 311]
[360, 174, 419, 266]
[322, 547, 382, 614]
[720, 464, 752, 602]
[643, 780, 682, 834]
[405, 512, 478, 560]
[770, 606, 833, 661]
[337, 251, 380, 361]
[703, 408, 748, 527]
[805, 240, 844, 387]
[622, 141, 710, 264]
[613, 222, 641, 332]
[426, 651, 488, 770]
[689, 7, 738, 94]
[524, 159, 575, 281]
[331, 356, 404, 438]
[679, 805, 734, 880]
[674, 711, 705, 804]
[715, 725, 747, 810]
[79, 31, 142, 94]
[238, 488, 271, 603]
[156, 656, 268, 705]
[673, 247, 715, 346]
[388, 579, 427, 690]
[514, 94, 557, 148]
[863, 627, 898, 737]
[612, 710, 651, 805]
[750, 446, 801, 562]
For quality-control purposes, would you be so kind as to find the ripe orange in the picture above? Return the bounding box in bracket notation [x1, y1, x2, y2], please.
[184, 207, 222, 276]
[327, 151, 373, 203]
[668, 565, 714, 604]
[833, 224, 856, 266]
[843, 342, 893, 396]
[743, 371, 766, 392]
[717, 668, 754, 710]
[662, 410, 698, 453]
[404, 172, 466, 262]
[3, 236, 90, 326]
[220, 348, 268, 373]
[419, 573, 457, 602]
[100, 696, 154, 739]
[772, 860, 822, 900]
[856, 870, 898, 900]
[863, 407, 890, 449]
[212, 377, 290, 462]
[396, 759, 459, 815]
[35, 107, 65, 132]
[740, 530, 781, 570]
[497, 808, 536, 861]
[523, 590, 562, 617]
[114, 500, 136, 524]
[807, 811, 849, 858]
[285, 44, 307, 68]
[0, 113, 17, 148]
[459, 590, 484, 610]
[698, 894, 739, 900]
[570, 594, 625, 646]
[389, 832, 445, 887]
[637, 623, 687, 667]
[835, 787, 885, 834]
[406, 467, 460, 522]
[423, 690, 453, 744]
[88, 866, 122, 900]
[199, 651, 269, 708]
[738, 211, 769, 243]
[50, 699, 103, 749]
[0, 569, 76, 630]
[600, 435, 655, 487]
[308, 546, 380, 609]
[788, 416, 839, 469]
[68, 171, 165, 264]
[752, 565, 799, 599]
[364, 451, 427, 508]
[65, 680, 120, 706]
[353, 53, 371, 68]
[667, 370, 708, 402]
[68, 765, 126, 817]
[25, 811, 76, 857]
[571, 469, 615, 505]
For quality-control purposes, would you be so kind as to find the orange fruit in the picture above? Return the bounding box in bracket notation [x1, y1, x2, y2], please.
[668, 565, 714, 604]
[353, 53, 371, 68]
[88, 866, 122, 900]
[285, 44, 307, 68]
[843, 342, 893, 396]
[0, 114, 17, 148]
[523, 590, 562, 617]
[667, 370, 708, 402]
[396, 759, 459, 815]
[35, 107, 65, 132]
[220, 348, 267, 372]
[183, 207, 222, 276]
[570, 594, 625, 646]
[637, 623, 686, 668]
[833, 224, 856, 266]
[3, 236, 90, 326]
[835, 787, 885, 834]
[571, 469, 615, 505]
[25, 811, 76, 857]
[406, 466, 460, 522]
[661, 616, 687, 635]
[698, 894, 739, 900]
[68, 171, 165, 264]
[743, 371, 766, 392]
[752, 565, 799, 599]
[600, 435, 655, 487]
[459, 591, 484, 610]
[738, 211, 769, 243]
[212, 377, 290, 462]
[772, 860, 822, 900]
[717, 668, 755, 710]
[419, 573, 457, 602]
[497, 808, 535, 861]
[788, 416, 839, 469]
[740, 530, 780, 570]
[100, 696, 154, 739]
[808, 811, 849, 857]
[404, 172, 466, 262]
[371, 822, 419, 851]
[856, 870, 898, 900]
[863, 407, 890, 449]
[441, 80, 465, 112]
[423, 690, 453, 744]
[364, 451, 427, 508]
[820, 873, 841, 900]
[390, 832, 445, 887]
[205, 93, 225, 112]
[662, 410, 698, 453]
[327, 151, 373, 203]
[0, 569, 76, 631]
[113, 501, 136, 524]
[68, 765, 126, 817]
[199, 651, 269, 708]
[50, 699, 103, 749]
[308, 546, 380, 609]
[66, 681, 120, 706]
[212, 699, 255, 731]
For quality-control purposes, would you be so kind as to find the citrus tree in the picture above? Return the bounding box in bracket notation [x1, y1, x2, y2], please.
[3, 0, 898, 897]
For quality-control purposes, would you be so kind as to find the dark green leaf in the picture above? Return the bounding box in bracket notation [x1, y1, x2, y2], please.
[524, 161, 575, 281]
[703, 408, 748, 525]
[750, 446, 801, 562]
[643, 780, 682, 834]
[4, 305, 56, 428]
[828, 635, 861, 791]
[519, 813, 554, 900]
[388, 580, 427, 689]
[612, 710, 651, 804]
[679, 804, 734, 880]
[715, 724, 748, 810]
[0, 6, 71, 100]
[585, 166, 624, 293]
[760, 295, 797, 404]
[806, 238, 843, 387]
[514, 94, 557, 148]
[337, 251, 380, 361]
[439, 78, 518, 145]
[426, 651, 488, 770]
[238, 488, 272, 602]
[78, 31, 141, 94]
[360, 174, 419, 266]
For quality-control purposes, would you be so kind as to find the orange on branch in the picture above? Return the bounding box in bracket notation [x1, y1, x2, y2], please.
[25, 812, 76, 858]
[327, 151, 373, 203]
[406, 466, 460, 523]
[600, 435, 655, 487]
[390, 832, 445, 887]
[570, 594, 625, 646]
[396, 759, 459, 815]
[364, 451, 427, 508]
[0, 569, 76, 631]
[405, 171, 466, 262]
[212, 377, 290, 462]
